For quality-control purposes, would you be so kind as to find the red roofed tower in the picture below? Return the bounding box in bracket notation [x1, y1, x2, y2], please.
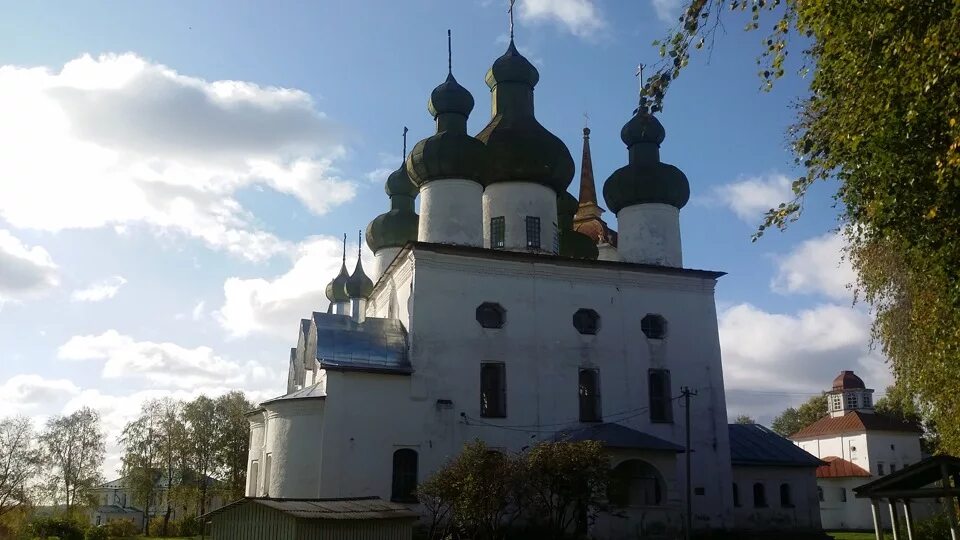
[573, 126, 617, 247]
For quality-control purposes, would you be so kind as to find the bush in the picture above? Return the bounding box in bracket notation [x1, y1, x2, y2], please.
[83, 527, 108, 540]
[174, 515, 201, 536]
[23, 517, 86, 540]
[146, 516, 179, 537]
[102, 520, 138, 538]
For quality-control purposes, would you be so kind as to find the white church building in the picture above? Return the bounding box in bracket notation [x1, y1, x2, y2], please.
[246, 32, 741, 537]
[790, 371, 928, 530]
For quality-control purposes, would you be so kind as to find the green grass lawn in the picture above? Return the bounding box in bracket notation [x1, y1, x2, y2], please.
[826, 532, 876, 540]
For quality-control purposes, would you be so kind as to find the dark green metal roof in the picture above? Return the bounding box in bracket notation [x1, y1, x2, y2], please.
[728, 424, 824, 468]
[428, 73, 474, 118]
[384, 162, 417, 198]
[476, 40, 573, 193]
[345, 257, 374, 299]
[366, 208, 418, 253]
[602, 109, 689, 213]
[325, 264, 350, 303]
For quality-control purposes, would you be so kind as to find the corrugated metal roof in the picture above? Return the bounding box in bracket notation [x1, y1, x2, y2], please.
[261, 383, 326, 406]
[853, 455, 960, 498]
[791, 411, 920, 440]
[311, 313, 411, 374]
[202, 498, 418, 521]
[816, 456, 871, 478]
[552, 423, 684, 452]
[728, 424, 823, 467]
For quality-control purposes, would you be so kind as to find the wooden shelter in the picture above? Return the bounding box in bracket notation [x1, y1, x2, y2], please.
[853, 455, 960, 540]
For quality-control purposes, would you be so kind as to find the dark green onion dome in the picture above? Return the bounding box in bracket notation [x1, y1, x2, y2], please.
[557, 191, 599, 259]
[345, 256, 374, 299]
[603, 108, 690, 214]
[475, 40, 574, 192]
[406, 72, 489, 187]
[366, 163, 419, 253]
[325, 263, 350, 303]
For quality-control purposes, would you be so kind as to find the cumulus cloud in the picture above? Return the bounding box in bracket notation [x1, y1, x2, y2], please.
[0, 374, 80, 412]
[518, 0, 606, 38]
[71, 275, 127, 302]
[650, 0, 683, 23]
[719, 302, 890, 423]
[58, 330, 245, 388]
[710, 173, 793, 223]
[0, 230, 59, 302]
[216, 236, 373, 338]
[772, 232, 856, 302]
[0, 53, 357, 261]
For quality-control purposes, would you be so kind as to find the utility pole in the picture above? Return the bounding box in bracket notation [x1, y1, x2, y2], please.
[682, 386, 698, 540]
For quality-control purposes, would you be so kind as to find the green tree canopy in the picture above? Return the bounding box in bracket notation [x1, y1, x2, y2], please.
[651, 0, 959, 453]
[734, 415, 755, 425]
[770, 394, 827, 437]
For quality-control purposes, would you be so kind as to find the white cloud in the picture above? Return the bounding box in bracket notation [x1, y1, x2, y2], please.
[650, 0, 683, 24]
[710, 173, 793, 222]
[57, 330, 244, 388]
[0, 53, 357, 261]
[71, 275, 127, 302]
[518, 0, 606, 38]
[772, 233, 856, 302]
[0, 229, 59, 302]
[0, 374, 80, 412]
[216, 236, 373, 338]
[719, 302, 890, 423]
[191, 300, 206, 321]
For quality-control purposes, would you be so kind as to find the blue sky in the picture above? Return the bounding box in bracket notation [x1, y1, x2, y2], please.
[0, 0, 886, 475]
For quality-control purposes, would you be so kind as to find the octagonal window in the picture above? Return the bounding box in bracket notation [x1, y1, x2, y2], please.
[476, 302, 506, 329]
[641, 314, 667, 340]
[573, 308, 600, 335]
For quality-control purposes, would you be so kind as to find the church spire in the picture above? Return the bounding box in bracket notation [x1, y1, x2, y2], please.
[575, 122, 602, 220]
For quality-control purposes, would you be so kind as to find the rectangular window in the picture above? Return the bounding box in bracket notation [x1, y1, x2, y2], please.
[890, 463, 897, 473]
[831, 394, 842, 411]
[840, 487, 847, 502]
[863, 393, 872, 407]
[525, 216, 541, 249]
[579, 369, 602, 422]
[248, 461, 259, 496]
[490, 217, 505, 249]
[649, 369, 673, 423]
[732, 483, 741, 507]
[481, 362, 507, 418]
[878, 462, 885, 475]
[846, 393, 859, 409]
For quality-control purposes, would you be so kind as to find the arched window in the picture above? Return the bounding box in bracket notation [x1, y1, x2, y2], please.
[391, 449, 418, 503]
[753, 482, 767, 508]
[779, 483, 793, 507]
[608, 460, 664, 507]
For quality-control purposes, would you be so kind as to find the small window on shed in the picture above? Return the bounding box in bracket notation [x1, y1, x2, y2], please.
[391, 449, 418, 503]
[578, 369, 602, 422]
[779, 483, 793, 507]
[753, 483, 767, 508]
[490, 217, 505, 249]
[573, 309, 600, 335]
[641, 314, 667, 339]
[476, 302, 506, 329]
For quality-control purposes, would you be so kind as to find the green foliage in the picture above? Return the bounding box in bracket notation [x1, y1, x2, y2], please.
[173, 516, 201, 537]
[874, 382, 940, 452]
[770, 394, 827, 437]
[38, 408, 105, 510]
[657, 0, 960, 455]
[417, 439, 610, 540]
[0, 417, 39, 518]
[83, 526, 108, 540]
[733, 415, 755, 424]
[23, 516, 86, 540]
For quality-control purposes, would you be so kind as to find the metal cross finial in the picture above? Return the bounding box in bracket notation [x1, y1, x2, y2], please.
[342, 233, 346, 264]
[583, 111, 590, 129]
[635, 63, 647, 108]
[402, 126, 408, 157]
[357, 230, 362, 257]
[447, 29, 452, 75]
[508, 0, 516, 40]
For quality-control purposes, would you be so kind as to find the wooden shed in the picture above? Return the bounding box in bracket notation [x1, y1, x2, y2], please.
[201, 497, 418, 540]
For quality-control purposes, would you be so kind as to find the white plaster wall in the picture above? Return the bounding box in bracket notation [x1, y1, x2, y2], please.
[482, 182, 559, 254]
[245, 413, 265, 497]
[368, 250, 414, 328]
[864, 432, 923, 474]
[295, 249, 733, 530]
[818, 477, 875, 530]
[732, 466, 822, 531]
[617, 203, 682, 267]
[798, 433, 869, 471]
[418, 180, 483, 246]
[597, 243, 620, 262]
[373, 247, 401, 281]
[262, 399, 325, 498]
